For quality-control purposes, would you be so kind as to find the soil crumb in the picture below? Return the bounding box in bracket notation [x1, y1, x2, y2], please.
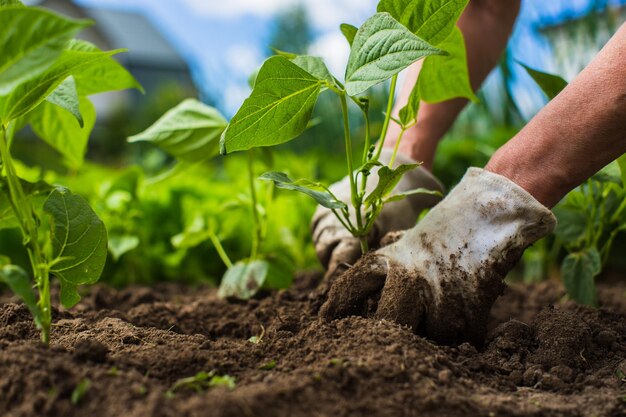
[1, 276, 625, 417]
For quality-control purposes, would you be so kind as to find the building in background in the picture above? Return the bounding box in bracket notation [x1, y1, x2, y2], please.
[28, 0, 197, 119]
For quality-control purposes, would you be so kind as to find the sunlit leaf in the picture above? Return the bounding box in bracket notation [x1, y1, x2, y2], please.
[340, 23, 358, 46]
[561, 247, 600, 306]
[364, 164, 418, 205]
[129, 98, 227, 163]
[220, 56, 323, 153]
[45, 76, 83, 127]
[218, 260, 269, 300]
[345, 13, 444, 96]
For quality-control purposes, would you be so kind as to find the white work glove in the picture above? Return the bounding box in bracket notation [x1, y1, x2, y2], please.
[312, 149, 444, 275]
[320, 168, 556, 345]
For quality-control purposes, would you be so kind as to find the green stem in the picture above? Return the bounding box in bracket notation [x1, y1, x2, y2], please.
[208, 231, 233, 269]
[247, 152, 261, 260]
[389, 127, 407, 168]
[374, 74, 398, 161]
[0, 125, 50, 344]
[339, 92, 367, 252]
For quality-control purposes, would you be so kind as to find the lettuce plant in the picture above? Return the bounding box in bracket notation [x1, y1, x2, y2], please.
[0, 1, 141, 343]
[220, 0, 477, 253]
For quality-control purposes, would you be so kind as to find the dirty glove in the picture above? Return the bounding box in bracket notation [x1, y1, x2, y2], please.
[320, 168, 556, 345]
[312, 149, 444, 276]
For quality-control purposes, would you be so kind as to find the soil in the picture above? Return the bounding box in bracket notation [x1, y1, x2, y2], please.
[1, 274, 625, 417]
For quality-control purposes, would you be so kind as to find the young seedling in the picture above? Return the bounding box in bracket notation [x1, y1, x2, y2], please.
[166, 371, 236, 397]
[0, 1, 141, 343]
[521, 62, 626, 305]
[220, 0, 477, 253]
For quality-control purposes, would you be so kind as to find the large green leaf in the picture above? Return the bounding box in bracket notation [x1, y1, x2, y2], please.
[364, 164, 418, 205]
[418, 27, 476, 103]
[45, 76, 83, 127]
[66, 40, 144, 95]
[217, 260, 269, 300]
[378, 0, 469, 45]
[129, 98, 226, 163]
[29, 95, 96, 169]
[344, 13, 444, 96]
[44, 187, 107, 308]
[0, 264, 41, 328]
[259, 171, 346, 210]
[0, 8, 90, 95]
[0, 48, 118, 123]
[520, 63, 568, 100]
[220, 56, 323, 154]
[561, 247, 601, 306]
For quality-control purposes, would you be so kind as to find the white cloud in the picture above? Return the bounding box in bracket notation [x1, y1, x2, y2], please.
[182, 0, 376, 29]
[308, 32, 350, 80]
[226, 44, 263, 75]
[223, 83, 252, 115]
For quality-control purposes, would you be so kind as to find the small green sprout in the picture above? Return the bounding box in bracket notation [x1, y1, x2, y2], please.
[71, 379, 91, 405]
[259, 360, 277, 370]
[166, 371, 236, 397]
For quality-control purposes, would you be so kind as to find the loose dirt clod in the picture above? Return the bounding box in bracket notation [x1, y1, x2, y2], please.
[1, 276, 625, 417]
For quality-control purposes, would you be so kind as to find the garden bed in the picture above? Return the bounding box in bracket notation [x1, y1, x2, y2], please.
[1, 274, 625, 417]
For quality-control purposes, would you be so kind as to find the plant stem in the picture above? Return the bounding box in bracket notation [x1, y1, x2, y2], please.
[339, 92, 368, 252]
[374, 74, 398, 161]
[0, 126, 50, 344]
[389, 127, 407, 167]
[208, 231, 233, 269]
[247, 151, 261, 260]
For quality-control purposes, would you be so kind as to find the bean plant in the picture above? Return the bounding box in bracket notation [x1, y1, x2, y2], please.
[220, 0, 477, 253]
[0, 1, 141, 343]
[521, 62, 626, 305]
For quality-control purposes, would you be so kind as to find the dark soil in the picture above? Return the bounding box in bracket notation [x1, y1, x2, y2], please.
[1, 274, 625, 417]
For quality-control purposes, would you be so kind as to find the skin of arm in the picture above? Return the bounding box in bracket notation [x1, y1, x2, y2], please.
[485, 22, 626, 208]
[384, 0, 522, 171]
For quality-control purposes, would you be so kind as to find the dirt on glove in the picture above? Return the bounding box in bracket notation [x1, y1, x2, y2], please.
[1, 273, 625, 417]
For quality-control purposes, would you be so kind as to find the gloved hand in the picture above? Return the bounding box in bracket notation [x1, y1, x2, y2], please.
[320, 168, 556, 345]
[312, 149, 444, 277]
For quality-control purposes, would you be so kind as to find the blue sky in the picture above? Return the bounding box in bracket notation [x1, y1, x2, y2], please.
[74, 0, 626, 117]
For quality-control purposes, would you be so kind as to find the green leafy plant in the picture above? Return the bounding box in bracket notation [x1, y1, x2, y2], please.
[0, 1, 141, 343]
[220, 0, 476, 253]
[166, 371, 236, 397]
[521, 62, 626, 305]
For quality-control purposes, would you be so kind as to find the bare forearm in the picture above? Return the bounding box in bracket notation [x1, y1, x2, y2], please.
[486, 23, 626, 208]
[385, 0, 521, 169]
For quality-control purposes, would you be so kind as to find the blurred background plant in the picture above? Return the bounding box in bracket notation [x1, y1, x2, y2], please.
[4, 0, 626, 301]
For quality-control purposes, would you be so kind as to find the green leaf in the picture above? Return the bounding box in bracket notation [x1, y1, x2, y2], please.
[29, 95, 96, 169]
[378, 0, 469, 45]
[0, 0, 24, 7]
[108, 234, 140, 261]
[217, 260, 269, 300]
[399, 78, 420, 126]
[340, 23, 358, 46]
[364, 164, 418, 205]
[561, 247, 601, 306]
[0, 8, 90, 95]
[520, 63, 568, 100]
[44, 187, 107, 308]
[45, 76, 83, 127]
[128, 98, 227, 163]
[66, 40, 144, 95]
[0, 264, 41, 328]
[383, 187, 442, 203]
[344, 13, 444, 96]
[0, 178, 52, 231]
[553, 206, 587, 248]
[259, 360, 277, 370]
[0, 47, 118, 123]
[259, 171, 347, 210]
[291, 55, 335, 85]
[220, 56, 323, 154]
[418, 27, 477, 103]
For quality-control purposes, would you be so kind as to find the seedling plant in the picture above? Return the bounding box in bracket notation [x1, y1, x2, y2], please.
[0, 1, 141, 343]
[220, 0, 477, 254]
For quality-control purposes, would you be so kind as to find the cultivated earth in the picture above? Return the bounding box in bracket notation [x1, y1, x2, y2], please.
[1, 273, 625, 417]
